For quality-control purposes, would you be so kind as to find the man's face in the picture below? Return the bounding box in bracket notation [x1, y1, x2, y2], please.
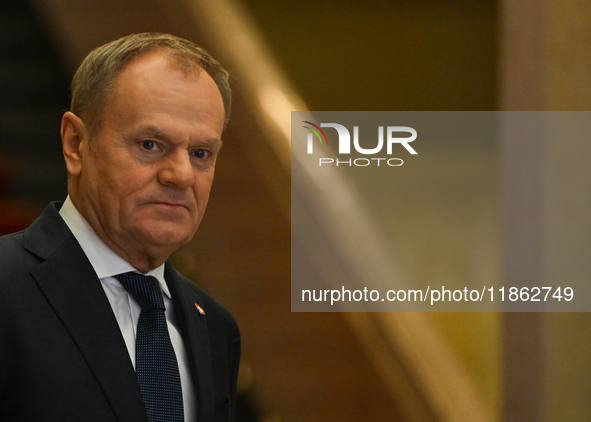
[69, 51, 225, 269]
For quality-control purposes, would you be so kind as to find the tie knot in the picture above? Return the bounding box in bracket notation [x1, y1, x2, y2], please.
[114, 272, 165, 312]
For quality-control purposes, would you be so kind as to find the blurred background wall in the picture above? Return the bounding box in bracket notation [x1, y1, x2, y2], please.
[0, 0, 589, 421]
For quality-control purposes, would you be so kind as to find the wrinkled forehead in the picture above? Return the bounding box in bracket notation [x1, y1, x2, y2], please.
[100, 52, 225, 137]
[102, 51, 209, 119]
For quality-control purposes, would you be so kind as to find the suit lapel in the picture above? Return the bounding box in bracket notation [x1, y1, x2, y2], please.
[25, 204, 147, 422]
[165, 264, 215, 422]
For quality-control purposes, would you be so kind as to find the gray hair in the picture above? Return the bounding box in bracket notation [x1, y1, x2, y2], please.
[70, 32, 231, 139]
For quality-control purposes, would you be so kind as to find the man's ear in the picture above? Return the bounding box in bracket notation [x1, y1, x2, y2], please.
[61, 112, 88, 177]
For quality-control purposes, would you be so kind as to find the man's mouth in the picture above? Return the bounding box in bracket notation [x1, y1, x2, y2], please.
[149, 201, 190, 210]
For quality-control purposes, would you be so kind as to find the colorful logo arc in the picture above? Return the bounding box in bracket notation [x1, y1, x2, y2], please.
[302, 121, 328, 145]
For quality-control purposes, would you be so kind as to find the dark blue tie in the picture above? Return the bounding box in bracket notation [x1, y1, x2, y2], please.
[114, 272, 184, 422]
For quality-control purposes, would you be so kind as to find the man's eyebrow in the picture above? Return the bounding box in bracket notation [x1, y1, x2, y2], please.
[197, 138, 224, 149]
[136, 125, 223, 148]
[137, 125, 169, 140]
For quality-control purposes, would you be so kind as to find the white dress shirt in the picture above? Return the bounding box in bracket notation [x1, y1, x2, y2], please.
[59, 196, 196, 421]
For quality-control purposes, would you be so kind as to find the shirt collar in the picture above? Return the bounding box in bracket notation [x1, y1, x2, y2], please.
[59, 196, 171, 298]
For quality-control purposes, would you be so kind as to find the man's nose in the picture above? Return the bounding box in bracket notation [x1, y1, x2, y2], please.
[158, 149, 195, 188]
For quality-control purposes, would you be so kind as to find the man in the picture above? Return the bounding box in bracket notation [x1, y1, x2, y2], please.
[0, 33, 240, 422]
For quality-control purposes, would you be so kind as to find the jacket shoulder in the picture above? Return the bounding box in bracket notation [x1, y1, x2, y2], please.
[0, 231, 37, 281]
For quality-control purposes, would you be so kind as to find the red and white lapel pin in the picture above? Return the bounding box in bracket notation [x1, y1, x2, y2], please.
[194, 303, 205, 315]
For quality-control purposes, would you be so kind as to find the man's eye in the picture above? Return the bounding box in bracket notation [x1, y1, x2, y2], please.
[142, 140, 157, 150]
[193, 149, 208, 159]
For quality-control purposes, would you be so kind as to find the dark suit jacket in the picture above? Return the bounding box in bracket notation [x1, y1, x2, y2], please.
[0, 202, 240, 422]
